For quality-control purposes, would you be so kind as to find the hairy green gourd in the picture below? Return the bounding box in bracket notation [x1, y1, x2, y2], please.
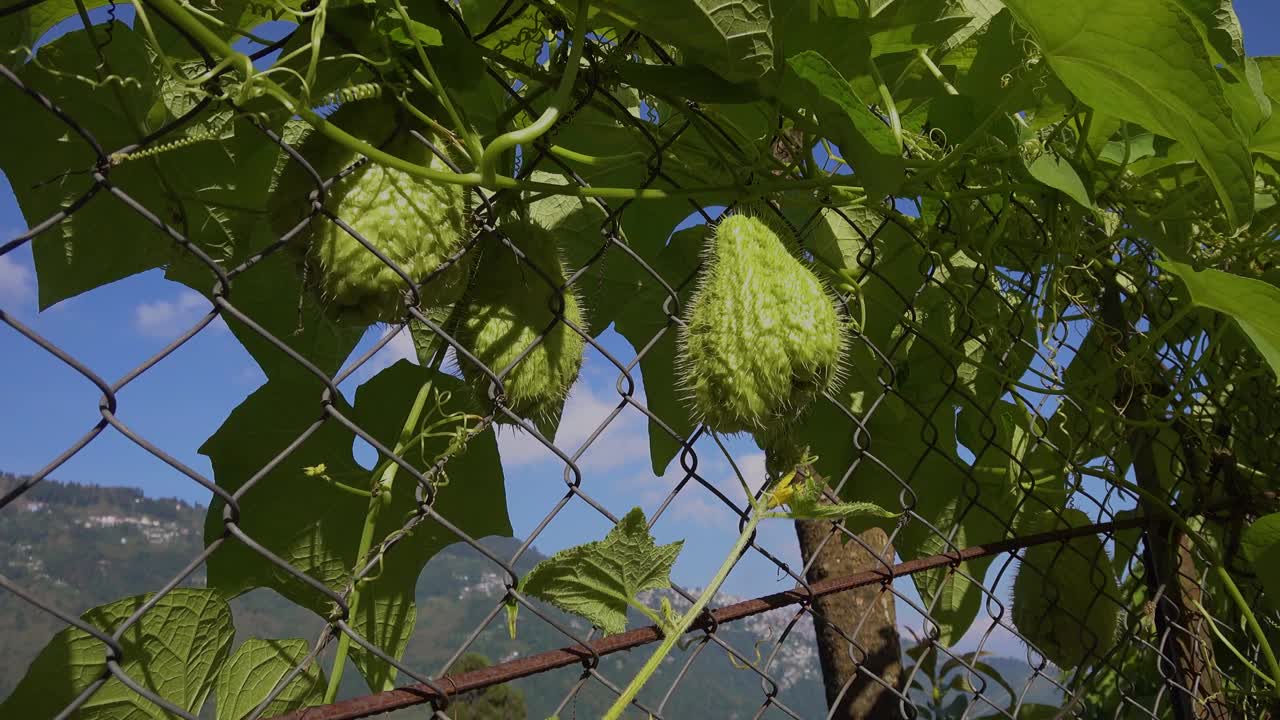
[678, 213, 845, 436]
[456, 220, 586, 425]
[273, 100, 469, 325]
[1012, 510, 1120, 669]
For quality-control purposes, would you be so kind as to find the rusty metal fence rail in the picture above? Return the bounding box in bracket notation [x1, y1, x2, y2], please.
[2, 1, 1278, 719]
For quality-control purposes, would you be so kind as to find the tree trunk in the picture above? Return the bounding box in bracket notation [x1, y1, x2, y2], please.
[794, 518, 905, 719]
[767, 127, 905, 718]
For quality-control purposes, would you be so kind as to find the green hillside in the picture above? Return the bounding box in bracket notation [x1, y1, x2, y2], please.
[0, 473, 1061, 718]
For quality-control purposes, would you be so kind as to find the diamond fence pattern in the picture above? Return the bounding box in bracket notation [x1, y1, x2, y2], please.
[1, 2, 1278, 719]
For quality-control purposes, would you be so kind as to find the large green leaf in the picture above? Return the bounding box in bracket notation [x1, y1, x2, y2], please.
[1001, 0, 1254, 228]
[0, 590, 234, 719]
[200, 362, 512, 692]
[1159, 261, 1280, 385]
[0, 26, 174, 309]
[614, 226, 709, 475]
[592, 0, 773, 84]
[784, 51, 906, 196]
[214, 638, 325, 720]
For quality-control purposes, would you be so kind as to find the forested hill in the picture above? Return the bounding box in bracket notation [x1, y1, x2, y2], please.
[0, 473, 1057, 718]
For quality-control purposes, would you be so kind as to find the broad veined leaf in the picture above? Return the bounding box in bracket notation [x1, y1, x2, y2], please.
[0, 589, 234, 720]
[784, 51, 906, 196]
[214, 638, 325, 720]
[591, 0, 773, 84]
[1002, 0, 1254, 228]
[200, 362, 511, 692]
[0, 26, 176, 309]
[510, 507, 683, 636]
[1159, 260, 1280, 384]
[614, 226, 709, 475]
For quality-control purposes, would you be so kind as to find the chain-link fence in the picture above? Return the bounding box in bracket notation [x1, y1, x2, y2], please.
[3, 1, 1279, 719]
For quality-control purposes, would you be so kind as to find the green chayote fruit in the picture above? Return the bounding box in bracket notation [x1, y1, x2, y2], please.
[1012, 509, 1120, 669]
[274, 100, 469, 325]
[678, 213, 845, 436]
[456, 220, 586, 427]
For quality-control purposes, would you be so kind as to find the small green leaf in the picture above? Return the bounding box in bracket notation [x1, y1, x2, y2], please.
[379, 14, 443, 48]
[1026, 152, 1094, 209]
[1159, 260, 1280, 384]
[515, 507, 683, 636]
[776, 477, 900, 521]
[215, 638, 325, 720]
[1241, 514, 1280, 607]
[0, 589, 234, 720]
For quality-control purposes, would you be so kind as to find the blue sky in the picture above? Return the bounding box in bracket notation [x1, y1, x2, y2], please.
[3, 2, 1278, 654]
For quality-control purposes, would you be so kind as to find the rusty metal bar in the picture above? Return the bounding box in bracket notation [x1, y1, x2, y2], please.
[275, 515, 1150, 720]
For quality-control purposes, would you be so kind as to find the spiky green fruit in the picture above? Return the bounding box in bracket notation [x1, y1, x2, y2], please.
[456, 221, 586, 425]
[678, 213, 845, 436]
[1012, 510, 1120, 669]
[274, 101, 469, 325]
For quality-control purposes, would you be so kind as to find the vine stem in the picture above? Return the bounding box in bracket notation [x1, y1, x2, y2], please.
[602, 512, 763, 720]
[477, 0, 589, 184]
[1101, 470, 1280, 696]
[323, 339, 451, 702]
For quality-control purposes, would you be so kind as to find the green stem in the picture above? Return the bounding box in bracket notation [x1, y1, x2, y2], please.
[388, 0, 482, 164]
[917, 48, 958, 96]
[603, 513, 762, 720]
[1097, 471, 1280, 695]
[477, 0, 589, 184]
[323, 362, 442, 702]
[1214, 564, 1280, 696]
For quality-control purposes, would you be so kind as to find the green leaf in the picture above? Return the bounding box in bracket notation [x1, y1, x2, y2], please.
[866, 0, 972, 55]
[1251, 57, 1280, 160]
[615, 61, 762, 104]
[1001, 0, 1254, 228]
[200, 362, 511, 692]
[1158, 260, 1280, 384]
[1026, 151, 1094, 209]
[514, 507, 683, 636]
[592, 0, 773, 84]
[784, 51, 906, 196]
[0, 589, 234, 720]
[0, 26, 175, 309]
[614, 226, 709, 475]
[1241, 513, 1280, 567]
[215, 638, 325, 720]
[380, 14, 443, 48]
[1242, 518, 1280, 609]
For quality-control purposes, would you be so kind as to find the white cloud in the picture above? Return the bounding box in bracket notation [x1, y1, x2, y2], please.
[498, 381, 650, 470]
[0, 253, 34, 307]
[135, 290, 227, 338]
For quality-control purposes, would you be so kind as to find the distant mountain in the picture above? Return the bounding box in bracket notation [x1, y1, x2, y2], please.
[0, 473, 1061, 718]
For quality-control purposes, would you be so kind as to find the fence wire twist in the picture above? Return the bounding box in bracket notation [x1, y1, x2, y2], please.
[2, 2, 1278, 719]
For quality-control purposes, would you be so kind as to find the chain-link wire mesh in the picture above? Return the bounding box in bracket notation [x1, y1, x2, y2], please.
[3, 1, 1279, 719]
